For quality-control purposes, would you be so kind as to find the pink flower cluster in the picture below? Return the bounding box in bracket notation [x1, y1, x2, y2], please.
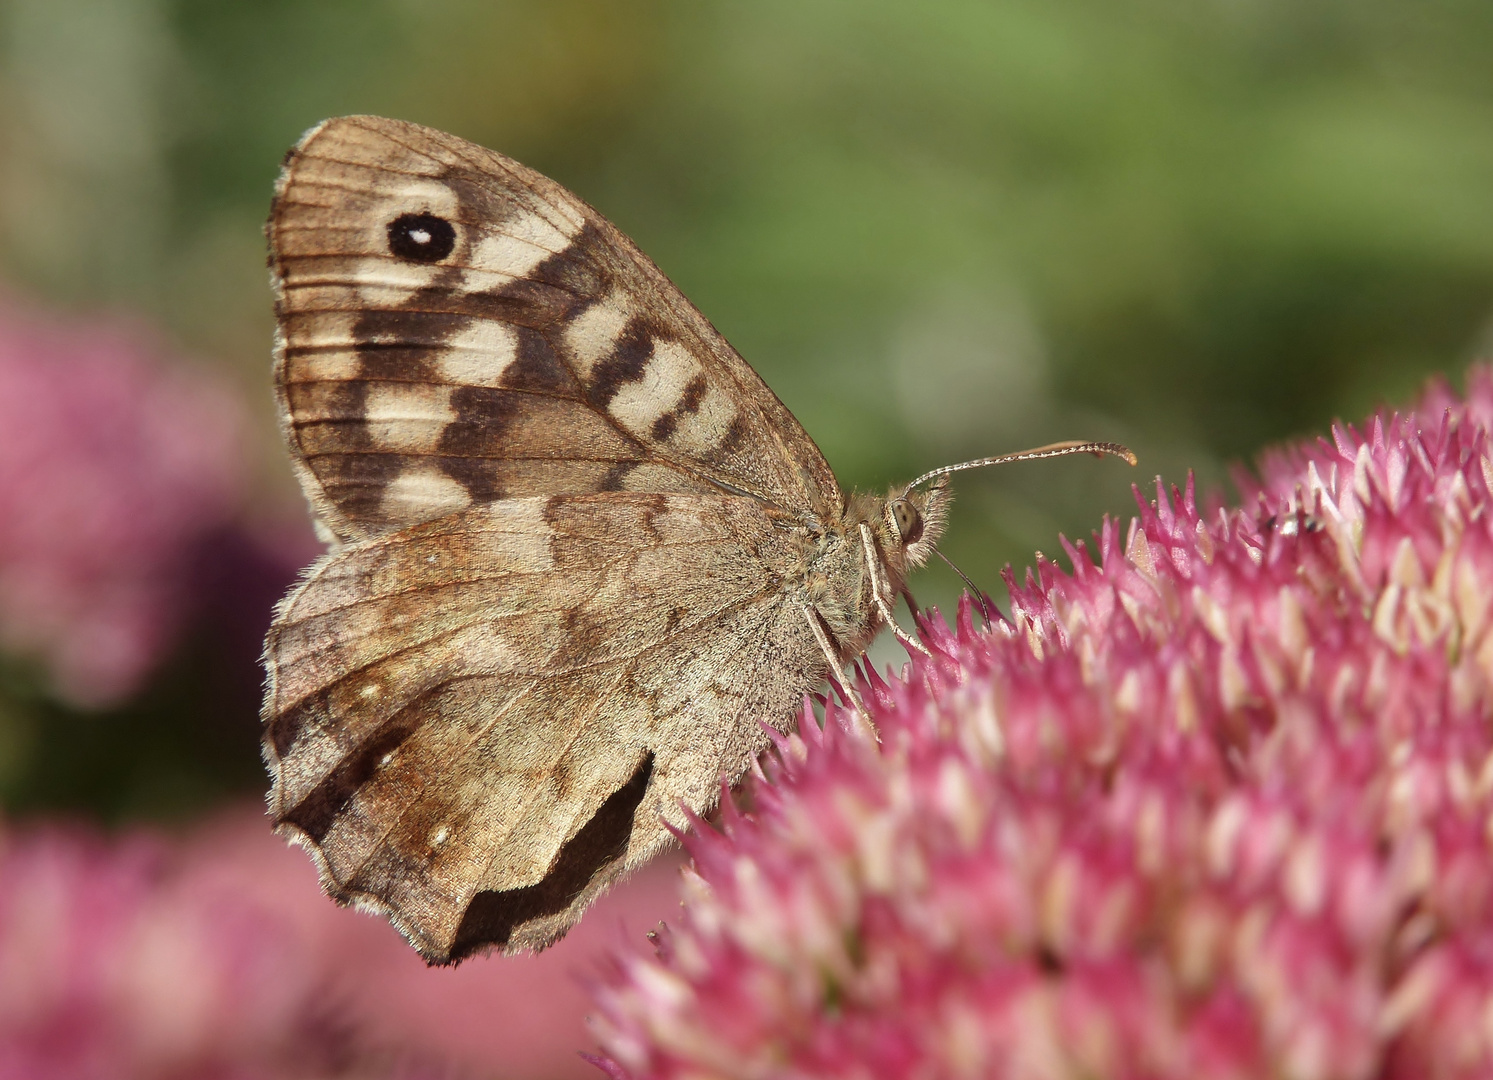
[0, 296, 248, 707]
[0, 819, 349, 1079]
[0, 806, 682, 1079]
[593, 370, 1493, 1079]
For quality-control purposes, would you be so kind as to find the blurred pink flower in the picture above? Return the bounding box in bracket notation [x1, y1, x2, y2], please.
[592, 368, 1493, 1079]
[0, 295, 249, 707]
[0, 805, 682, 1078]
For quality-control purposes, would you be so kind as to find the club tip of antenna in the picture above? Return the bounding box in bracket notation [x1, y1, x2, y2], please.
[1050, 440, 1139, 467]
[1078, 441, 1138, 466]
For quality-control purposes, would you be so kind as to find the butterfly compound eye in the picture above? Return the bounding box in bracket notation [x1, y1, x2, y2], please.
[891, 498, 924, 544]
[387, 211, 456, 262]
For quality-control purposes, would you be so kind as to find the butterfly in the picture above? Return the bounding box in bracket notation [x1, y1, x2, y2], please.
[261, 116, 1131, 964]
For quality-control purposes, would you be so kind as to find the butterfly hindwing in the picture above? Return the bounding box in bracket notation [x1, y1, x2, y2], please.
[263, 493, 824, 961]
[269, 115, 841, 542]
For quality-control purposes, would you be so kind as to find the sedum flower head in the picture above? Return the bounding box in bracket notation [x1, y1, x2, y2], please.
[592, 368, 1493, 1080]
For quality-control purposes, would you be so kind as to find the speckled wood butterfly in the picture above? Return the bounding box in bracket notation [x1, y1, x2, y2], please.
[261, 116, 1131, 964]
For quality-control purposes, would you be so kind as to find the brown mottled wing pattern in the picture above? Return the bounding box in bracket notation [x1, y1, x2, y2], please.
[264, 494, 822, 962]
[269, 115, 840, 541]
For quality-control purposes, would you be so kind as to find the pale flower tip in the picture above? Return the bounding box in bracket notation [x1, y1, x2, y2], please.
[861, 655, 891, 695]
[953, 592, 980, 640]
[581, 1052, 633, 1080]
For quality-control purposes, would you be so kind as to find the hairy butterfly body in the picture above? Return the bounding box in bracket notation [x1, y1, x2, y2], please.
[263, 116, 1125, 964]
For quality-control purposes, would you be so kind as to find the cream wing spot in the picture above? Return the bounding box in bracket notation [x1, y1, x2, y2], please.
[667, 383, 741, 457]
[470, 229, 559, 280]
[379, 465, 472, 522]
[370, 179, 461, 237]
[565, 292, 634, 377]
[435, 321, 521, 387]
[363, 383, 456, 454]
[497, 208, 576, 253]
[608, 341, 702, 441]
[350, 257, 448, 305]
[499, 180, 585, 242]
[541, 194, 585, 240]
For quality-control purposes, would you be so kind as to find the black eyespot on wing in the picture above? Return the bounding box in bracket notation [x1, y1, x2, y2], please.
[387, 212, 456, 262]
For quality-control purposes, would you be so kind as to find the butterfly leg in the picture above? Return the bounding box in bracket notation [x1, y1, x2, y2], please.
[859, 523, 932, 658]
[802, 605, 877, 738]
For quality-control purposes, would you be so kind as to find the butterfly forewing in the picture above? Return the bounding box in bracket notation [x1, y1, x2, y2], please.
[265, 494, 823, 961]
[269, 115, 841, 542]
[262, 116, 899, 964]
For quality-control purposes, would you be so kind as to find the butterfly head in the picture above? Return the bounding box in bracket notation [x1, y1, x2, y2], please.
[882, 474, 951, 572]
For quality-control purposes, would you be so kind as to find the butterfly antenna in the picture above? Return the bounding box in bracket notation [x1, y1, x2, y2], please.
[902, 440, 1137, 498]
[934, 548, 996, 628]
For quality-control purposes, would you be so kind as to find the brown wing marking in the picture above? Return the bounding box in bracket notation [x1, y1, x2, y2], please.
[262, 493, 824, 961]
[331, 591, 813, 962]
[451, 592, 823, 958]
[450, 749, 653, 961]
[270, 116, 840, 541]
[271, 576, 781, 944]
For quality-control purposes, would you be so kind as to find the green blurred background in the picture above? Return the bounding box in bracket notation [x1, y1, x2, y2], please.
[2, 0, 1492, 821]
